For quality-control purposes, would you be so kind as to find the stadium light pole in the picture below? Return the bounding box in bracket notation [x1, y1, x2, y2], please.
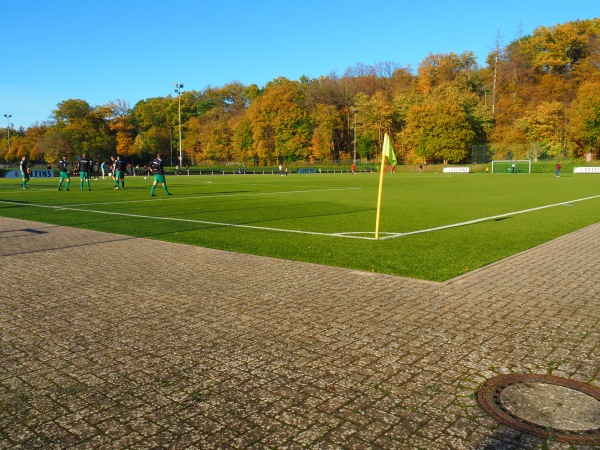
[352, 109, 358, 163]
[4, 114, 11, 156]
[174, 83, 184, 165]
[169, 126, 173, 166]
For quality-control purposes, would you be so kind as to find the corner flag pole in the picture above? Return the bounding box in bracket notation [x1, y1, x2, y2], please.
[375, 133, 390, 240]
[374, 165, 385, 240]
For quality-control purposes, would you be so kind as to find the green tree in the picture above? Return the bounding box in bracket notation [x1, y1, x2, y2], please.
[131, 97, 171, 161]
[356, 134, 377, 161]
[42, 127, 71, 163]
[50, 99, 114, 161]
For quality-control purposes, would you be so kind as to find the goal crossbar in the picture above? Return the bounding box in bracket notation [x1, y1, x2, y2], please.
[491, 160, 532, 174]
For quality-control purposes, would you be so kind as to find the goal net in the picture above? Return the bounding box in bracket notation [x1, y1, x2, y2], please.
[491, 160, 532, 174]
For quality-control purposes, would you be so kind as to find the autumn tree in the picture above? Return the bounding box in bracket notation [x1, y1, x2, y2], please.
[309, 103, 340, 162]
[184, 109, 233, 164]
[416, 51, 480, 95]
[20, 124, 48, 164]
[490, 19, 600, 153]
[569, 80, 600, 155]
[246, 77, 312, 164]
[520, 19, 600, 76]
[304, 75, 357, 157]
[181, 82, 257, 164]
[403, 84, 477, 163]
[516, 101, 566, 158]
[0, 124, 23, 163]
[6, 19, 599, 167]
[103, 99, 135, 157]
[356, 91, 393, 144]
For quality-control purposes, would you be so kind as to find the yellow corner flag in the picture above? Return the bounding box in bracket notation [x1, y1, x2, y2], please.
[375, 133, 396, 239]
[382, 133, 397, 166]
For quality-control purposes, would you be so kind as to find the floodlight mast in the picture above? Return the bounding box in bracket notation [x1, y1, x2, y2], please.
[174, 83, 184, 165]
[169, 126, 173, 166]
[4, 114, 11, 155]
[352, 109, 358, 163]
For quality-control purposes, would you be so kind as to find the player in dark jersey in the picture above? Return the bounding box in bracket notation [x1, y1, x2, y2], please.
[110, 156, 117, 183]
[19, 156, 30, 189]
[113, 156, 127, 190]
[57, 155, 71, 191]
[78, 153, 92, 191]
[149, 153, 172, 196]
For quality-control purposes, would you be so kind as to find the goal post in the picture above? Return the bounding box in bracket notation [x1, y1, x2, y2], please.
[491, 160, 532, 174]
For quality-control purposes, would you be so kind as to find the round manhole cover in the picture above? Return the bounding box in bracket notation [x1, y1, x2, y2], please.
[477, 374, 600, 445]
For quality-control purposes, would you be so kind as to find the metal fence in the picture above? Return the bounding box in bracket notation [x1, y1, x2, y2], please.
[471, 144, 576, 164]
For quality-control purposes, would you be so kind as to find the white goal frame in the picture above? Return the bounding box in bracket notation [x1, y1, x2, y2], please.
[491, 159, 532, 174]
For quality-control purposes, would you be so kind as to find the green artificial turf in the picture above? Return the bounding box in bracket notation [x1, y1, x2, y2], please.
[1, 172, 599, 281]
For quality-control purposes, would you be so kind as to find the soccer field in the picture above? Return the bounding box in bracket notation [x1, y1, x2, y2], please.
[2, 171, 600, 281]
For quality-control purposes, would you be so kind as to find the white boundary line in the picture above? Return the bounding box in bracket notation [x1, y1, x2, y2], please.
[1, 194, 599, 241]
[363, 193, 600, 240]
[0, 199, 361, 238]
[59, 187, 361, 207]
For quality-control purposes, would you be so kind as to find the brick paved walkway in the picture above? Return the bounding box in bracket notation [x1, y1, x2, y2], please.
[1, 217, 599, 449]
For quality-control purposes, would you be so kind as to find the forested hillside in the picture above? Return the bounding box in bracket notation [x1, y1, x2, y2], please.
[2, 18, 599, 166]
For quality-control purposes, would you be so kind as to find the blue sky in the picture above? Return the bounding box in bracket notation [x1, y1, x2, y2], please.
[2, 0, 598, 129]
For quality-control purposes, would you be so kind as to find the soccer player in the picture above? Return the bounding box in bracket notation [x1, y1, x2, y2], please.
[149, 153, 172, 196]
[109, 156, 117, 184]
[113, 156, 126, 190]
[78, 153, 92, 191]
[57, 156, 71, 191]
[19, 156, 30, 189]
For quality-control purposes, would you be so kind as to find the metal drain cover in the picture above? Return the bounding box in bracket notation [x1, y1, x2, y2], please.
[477, 374, 600, 445]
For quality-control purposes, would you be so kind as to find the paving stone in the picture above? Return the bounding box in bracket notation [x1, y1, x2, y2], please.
[1, 217, 599, 449]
